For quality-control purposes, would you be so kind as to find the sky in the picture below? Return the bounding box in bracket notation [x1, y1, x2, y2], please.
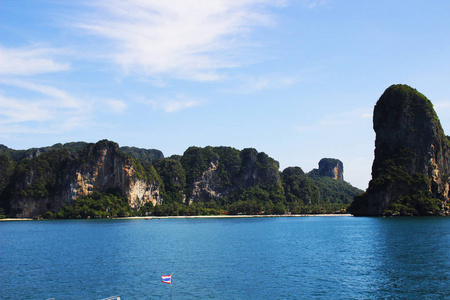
[1, 0, 450, 190]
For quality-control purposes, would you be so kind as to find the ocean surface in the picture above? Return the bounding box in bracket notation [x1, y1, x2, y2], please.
[1, 216, 449, 299]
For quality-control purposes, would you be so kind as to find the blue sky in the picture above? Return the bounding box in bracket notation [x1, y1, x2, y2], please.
[1, 0, 449, 189]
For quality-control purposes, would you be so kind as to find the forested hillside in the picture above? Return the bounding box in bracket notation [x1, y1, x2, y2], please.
[0, 141, 362, 218]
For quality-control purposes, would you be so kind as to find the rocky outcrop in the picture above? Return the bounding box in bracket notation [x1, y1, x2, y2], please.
[180, 147, 282, 204]
[283, 164, 361, 206]
[308, 158, 344, 180]
[319, 158, 344, 180]
[70, 141, 161, 208]
[349, 84, 450, 216]
[189, 159, 221, 204]
[6, 140, 161, 217]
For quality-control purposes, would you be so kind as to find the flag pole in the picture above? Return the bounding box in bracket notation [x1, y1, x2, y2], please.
[170, 273, 173, 300]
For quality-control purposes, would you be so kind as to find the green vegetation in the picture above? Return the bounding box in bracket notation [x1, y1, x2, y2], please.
[282, 167, 362, 214]
[120, 146, 164, 164]
[40, 191, 132, 219]
[0, 142, 87, 162]
[383, 191, 441, 216]
[1, 140, 363, 218]
[0, 155, 14, 194]
[349, 147, 444, 216]
[180, 146, 219, 196]
[12, 150, 71, 199]
[153, 158, 186, 203]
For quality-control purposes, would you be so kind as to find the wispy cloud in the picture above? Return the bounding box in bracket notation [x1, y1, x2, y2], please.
[0, 78, 80, 108]
[0, 79, 91, 133]
[74, 0, 287, 81]
[295, 108, 372, 133]
[0, 95, 52, 123]
[0, 46, 70, 76]
[140, 94, 201, 113]
[105, 99, 128, 114]
[232, 73, 299, 93]
[0, 42, 91, 135]
[300, 0, 332, 9]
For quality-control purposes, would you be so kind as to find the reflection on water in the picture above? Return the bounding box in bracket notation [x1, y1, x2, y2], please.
[371, 218, 450, 299]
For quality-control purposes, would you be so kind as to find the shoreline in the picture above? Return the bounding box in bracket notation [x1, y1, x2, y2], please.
[0, 214, 352, 222]
[118, 214, 353, 219]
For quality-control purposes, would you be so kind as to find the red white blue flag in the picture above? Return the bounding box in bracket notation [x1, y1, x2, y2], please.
[161, 275, 172, 284]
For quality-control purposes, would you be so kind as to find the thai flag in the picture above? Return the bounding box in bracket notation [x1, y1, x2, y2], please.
[161, 275, 172, 284]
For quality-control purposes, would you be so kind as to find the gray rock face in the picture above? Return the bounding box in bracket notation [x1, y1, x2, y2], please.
[349, 84, 450, 216]
[8, 140, 161, 217]
[307, 158, 344, 181]
[183, 147, 282, 204]
[318, 158, 344, 180]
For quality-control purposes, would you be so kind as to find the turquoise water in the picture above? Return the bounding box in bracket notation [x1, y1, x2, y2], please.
[1, 217, 449, 299]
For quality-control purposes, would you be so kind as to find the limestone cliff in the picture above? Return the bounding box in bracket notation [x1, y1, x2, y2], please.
[308, 158, 344, 180]
[179, 147, 282, 204]
[283, 162, 361, 206]
[5, 140, 161, 217]
[349, 84, 450, 216]
[70, 140, 161, 208]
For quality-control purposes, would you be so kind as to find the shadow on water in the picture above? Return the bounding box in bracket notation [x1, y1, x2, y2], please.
[368, 217, 450, 299]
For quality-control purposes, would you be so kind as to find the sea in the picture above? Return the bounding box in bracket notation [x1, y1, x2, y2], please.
[1, 216, 449, 299]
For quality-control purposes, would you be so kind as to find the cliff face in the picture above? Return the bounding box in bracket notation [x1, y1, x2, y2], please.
[349, 84, 450, 216]
[284, 161, 362, 206]
[6, 140, 162, 217]
[181, 147, 282, 204]
[308, 158, 344, 180]
[70, 141, 161, 208]
[319, 158, 344, 180]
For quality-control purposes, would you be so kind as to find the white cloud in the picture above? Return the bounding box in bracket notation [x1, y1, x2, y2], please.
[105, 99, 127, 114]
[295, 108, 372, 133]
[300, 0, 332, 9]
[233, 73, 299, 93]
[0, 95, 52, 124]
[0, 78, 80, 108]
[163, 99, 200, 112]
[0, 46, 69, 76]
[0, 79, 91, 132]
[141, 94, 201, 112]
[75, 0, 286, 81]
[0, 43, 89, 133]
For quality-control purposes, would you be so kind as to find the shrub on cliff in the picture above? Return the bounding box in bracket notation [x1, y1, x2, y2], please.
[11, 150, 71, 199]
[153, 158, 186, 203]
[41, 191, 132, 219]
